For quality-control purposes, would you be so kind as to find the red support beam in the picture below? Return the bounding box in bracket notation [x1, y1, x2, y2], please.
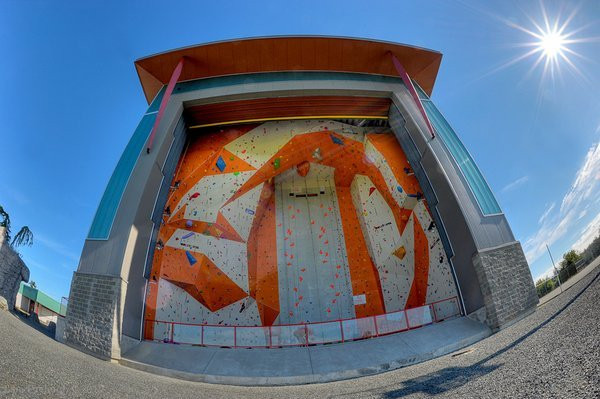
[146, 57, 185, 153]
[389, 53, 435, 138]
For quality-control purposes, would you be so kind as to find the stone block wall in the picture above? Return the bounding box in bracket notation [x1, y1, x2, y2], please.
[64, 272, 123, 359]
[0, 237, 30, 310]
[473, 241, 539, 330]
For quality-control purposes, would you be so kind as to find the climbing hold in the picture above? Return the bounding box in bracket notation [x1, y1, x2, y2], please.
[393, 246, 407, 260]
[190, 192, 200, 200]
[185, 220, 193, 228]
[216, 156, 226, 172]
[185, 251, 197, 266]
[296, 161, 310, 177]
[312, 147, 323, 160]
[273, 158, 281, 169]
[181, 232, 194, 240]
[330, 134, 344, 145]
[369, 187, 376, 196]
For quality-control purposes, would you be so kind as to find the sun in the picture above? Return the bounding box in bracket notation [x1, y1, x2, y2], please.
[482, 2, 594, 84]
[538, 30, 566, 59]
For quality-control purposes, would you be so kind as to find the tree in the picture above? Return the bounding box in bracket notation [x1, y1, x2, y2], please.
[558, 249, 582, 282]
[0, 205, 33, 248]
[535, 277, 556, 298]
[12, 226, 33, 247]
[561, 249, 582, 267]
[0, 205, 11, 243]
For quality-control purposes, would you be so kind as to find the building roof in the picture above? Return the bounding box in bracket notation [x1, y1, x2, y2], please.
[134, 36, 443, 104]
[19, 282, 64, 316]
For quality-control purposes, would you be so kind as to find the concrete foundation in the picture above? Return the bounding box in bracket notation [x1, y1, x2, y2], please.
[64, 272, 125, 359]
[473, 241, 539, 330]
[55, 316, 67, 343]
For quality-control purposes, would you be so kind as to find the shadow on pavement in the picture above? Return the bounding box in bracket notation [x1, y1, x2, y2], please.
[382, 269, 600, 398]
[12, 310, 56, 339]
[383, 363, 501, 397]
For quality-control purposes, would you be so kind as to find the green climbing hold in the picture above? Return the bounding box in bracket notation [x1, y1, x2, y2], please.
[233, 171, 240, 176]
[274, 158, 281, 169]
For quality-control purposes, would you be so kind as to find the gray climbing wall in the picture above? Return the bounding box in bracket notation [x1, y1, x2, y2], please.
[275, 164, 355, 324]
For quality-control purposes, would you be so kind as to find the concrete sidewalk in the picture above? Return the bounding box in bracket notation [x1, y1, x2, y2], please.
[120, 317, 490, 386]
[538, 256, 600, 306]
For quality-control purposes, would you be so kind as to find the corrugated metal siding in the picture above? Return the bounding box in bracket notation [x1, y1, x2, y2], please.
[144, 117, 187, 278]
[173, 71, 403, 95]
[389, 107, 454, 260]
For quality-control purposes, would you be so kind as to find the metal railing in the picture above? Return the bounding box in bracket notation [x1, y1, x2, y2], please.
[145, 296, 460, 349]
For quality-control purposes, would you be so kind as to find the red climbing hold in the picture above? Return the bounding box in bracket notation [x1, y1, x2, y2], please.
[296, 161, 310, 177]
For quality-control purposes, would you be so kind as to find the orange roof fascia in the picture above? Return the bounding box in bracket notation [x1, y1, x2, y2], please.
[134, 36, 443, 104]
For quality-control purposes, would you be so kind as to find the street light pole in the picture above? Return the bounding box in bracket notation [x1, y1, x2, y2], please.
[546, 243, 563, 294]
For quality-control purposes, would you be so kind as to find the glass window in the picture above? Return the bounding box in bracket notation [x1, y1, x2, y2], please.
[415, 82, 502, 215]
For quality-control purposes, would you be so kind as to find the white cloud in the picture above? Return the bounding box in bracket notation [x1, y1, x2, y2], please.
[572, 212, 600, 252]
[502, 175, 529, 192]
[538, 202, 555, 225]
[560, 141, 600, 213]
[534, 264, 557, 282]
[524, 140, 600, 264]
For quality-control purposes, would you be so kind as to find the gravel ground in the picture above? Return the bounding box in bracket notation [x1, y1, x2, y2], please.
[1, 266, 598, 399]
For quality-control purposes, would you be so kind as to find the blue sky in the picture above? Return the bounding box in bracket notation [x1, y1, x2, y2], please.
[1, 0, 599, 301]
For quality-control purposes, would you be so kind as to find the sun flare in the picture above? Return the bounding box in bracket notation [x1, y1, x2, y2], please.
[538, 30, 566, 59]
[483, 2, 595, 84]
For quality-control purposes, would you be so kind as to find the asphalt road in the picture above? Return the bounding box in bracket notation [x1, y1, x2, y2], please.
[1, 266, 598, 399]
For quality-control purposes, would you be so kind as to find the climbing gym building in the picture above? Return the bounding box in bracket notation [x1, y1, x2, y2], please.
[64, 37, 538, 362]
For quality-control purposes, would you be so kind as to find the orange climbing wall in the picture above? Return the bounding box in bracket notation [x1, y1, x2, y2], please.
[144, 119, 458, 335]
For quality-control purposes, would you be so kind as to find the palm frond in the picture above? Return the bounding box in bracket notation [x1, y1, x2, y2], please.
[11, 226, 33, 247]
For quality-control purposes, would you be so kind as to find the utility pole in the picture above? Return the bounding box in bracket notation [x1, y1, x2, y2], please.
[546, 243, 563, 294]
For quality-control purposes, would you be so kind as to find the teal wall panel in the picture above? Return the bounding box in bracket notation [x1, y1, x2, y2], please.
[87, 88, 167, 240]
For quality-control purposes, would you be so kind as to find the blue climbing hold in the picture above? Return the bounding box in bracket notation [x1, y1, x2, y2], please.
[330, 134, 344, 145]
[216, 156, 226, 172]
[397, 186, 403, 193]
[185, 251, 197, 266]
